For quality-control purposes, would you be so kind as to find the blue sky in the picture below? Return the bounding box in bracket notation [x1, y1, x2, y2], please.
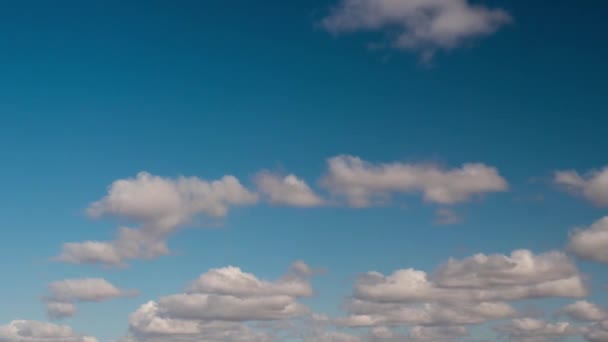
[0, 1, 608, 341]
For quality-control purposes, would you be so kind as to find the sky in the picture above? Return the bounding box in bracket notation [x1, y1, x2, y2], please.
[0, 0, 607, 341]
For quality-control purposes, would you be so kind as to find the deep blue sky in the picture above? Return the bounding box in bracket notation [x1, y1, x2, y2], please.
[0, 1, 607, 341]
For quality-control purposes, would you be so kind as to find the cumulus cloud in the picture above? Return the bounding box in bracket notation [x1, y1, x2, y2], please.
[255, 171, 324, 207]
[44, 278, 137, 319]
[560, 301, 608, 322]
[126, 262, 316, 341]
[320, 155, 507, 207]
[321, 0, 511, 60]
[568, 217, 608, 263]
[56, 172, 258, 266]
[0, 320, 97, 342]
[555, 167, 608, 207]
[495, 318, 582, 342]
[337, 249, 585, 330]
[409, 326, 468, 341]
[585, 320, 608, 342]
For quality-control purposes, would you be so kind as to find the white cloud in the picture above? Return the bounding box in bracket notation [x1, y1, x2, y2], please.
[337, 249, 585, 330]
[495, 318, 582, 342]
[126, 262, 315, 341]
[560, 301, 608, 322]
[568, 217, 608, 263]
[0, 320, 97, 342]
[321, 0, 511, 60]
[433, 249, 579, 288]
[320, 155, 507, 207]
[409, 326, 468, 341]
[44, 278, 137, 319]
[585, 320, 608, 342]
[255, 171, 324, 207]
[56, 172, 258, 266]
[555, 167, 608, 207]
[45, 302, 77, 320]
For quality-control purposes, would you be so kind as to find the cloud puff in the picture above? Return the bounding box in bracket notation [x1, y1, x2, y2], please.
[409, 326, 468, 341]
[585, 320, 608, 342]
[320, 155, 507, 207]
[560, 301, 608, 322]
[568, 217, 608, 263]
[321, 0, 511, 60]
[495, 318, 582, 342]
[255, 171, 324, 207]
[44, 278, 137, 319]
[0, 320, 97, 342]
[127, 262, 315, 341]
[555, 167, 608, 207]
[338, 249, 585, 329]
[56, 172, 258, 266]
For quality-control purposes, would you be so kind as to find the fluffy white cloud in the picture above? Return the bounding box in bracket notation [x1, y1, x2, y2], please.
[568, 217, 608, 263]
[56, 172, 258, 266]
[585, 320, 608, 342]
[560, 301, 608, 322]
[338, 249, 585, 330]
[126, 262, 315, 341]
[433, 249, 579, 288]
[495, 318, 582, 342]
[321, 0, 511, 60]
[0, 320, 97, 342]
[126, 301, 272, 342]
[44, 278, 137, 319]
[255, 171, 324, 207]
[320, 155, 507, 207]
[45, 302, 77, 320]
[555, 167, 608, 207]
[409, 326, 468, 341]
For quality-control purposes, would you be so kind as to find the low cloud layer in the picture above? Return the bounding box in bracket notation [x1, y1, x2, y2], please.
[321, 0, 511, 60]
[0, 320, 97, 342]
[337, 249, 585, 330]
[126, 262, 316, 341]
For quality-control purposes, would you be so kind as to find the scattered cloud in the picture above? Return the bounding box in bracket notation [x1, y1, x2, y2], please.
[555, 167, 608, 206]
[56, 172, 258, 266]
[409, 326, 468, 341]
[126, 262, 316, 341]
[0, 320, 97, 342]
[560, 301, 608, 322]
[337, 249, 585, 330]
[44, 278, 137, 319]
[255, 171, 324, 207]
[568, 217, 608, 263]
[320, 155, 507, 207]
[321, 0, 511, 61]
[495, 318, 583, 342]
[585, 320, 608, 342]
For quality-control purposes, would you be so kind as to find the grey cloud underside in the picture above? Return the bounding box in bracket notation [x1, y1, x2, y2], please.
[337, 249, 586, 333]
[44, 278, 137, 319]
[56, 172, 259, 267]
[0, 320, 97, 342]
[126, 262, 315, 342]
